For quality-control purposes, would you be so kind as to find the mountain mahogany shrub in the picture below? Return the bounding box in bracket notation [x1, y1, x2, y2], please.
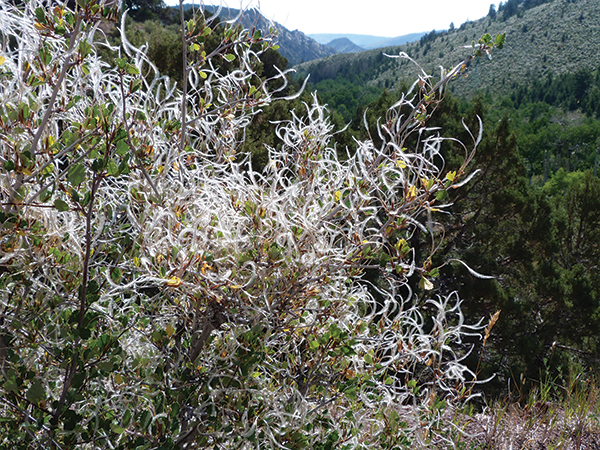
[0, 1, 504, 448]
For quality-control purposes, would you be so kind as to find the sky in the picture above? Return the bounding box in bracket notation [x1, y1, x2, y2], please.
[165, 0, 495, 37]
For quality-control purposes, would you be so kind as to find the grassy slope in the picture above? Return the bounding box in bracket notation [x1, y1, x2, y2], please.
[295, 0, 600, 99]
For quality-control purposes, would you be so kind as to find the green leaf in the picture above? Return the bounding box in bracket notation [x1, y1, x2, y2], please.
[98, 361, 113, 372]
[70, 188, 80, 203]
[479, 33, 492, 45]
[186, 19, 195, 33]
[3, 377, 19, 394]
[131, 79, 142, 93]
[223, 54, 235, 62]
[115, 139, 129, 156]
[122, 409, 132, 427]
[67, 163, 86, 185]
[35, 7, 47, 24]
[107, 160, 119, 176]
[110, 423, 126, 434]
[495, 33, 506, 49]
[436, 190, 449, 201]
[26, 379, 45, 405]
[54, 198, 69, 212]
[116, 58, 127, 70]
[125, 64, 140, 75]
[66, 95, 82, 110]
[40, 189, 51, 202]
[3, 160, 15, 171]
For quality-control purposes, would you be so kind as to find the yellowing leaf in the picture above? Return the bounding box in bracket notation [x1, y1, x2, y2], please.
[166, 323, 175, 337]
[446, 171, 457, 182]
[395, 238, 407, 250]
[166, 276, 182, 287]
[0, 56, 5, 65]
[396, 160, 407, 169]
[334, 190, 342, 202]
[114, 373, 123, 384]
[200, 261, 210, 275]
[407, 185, 417, 199]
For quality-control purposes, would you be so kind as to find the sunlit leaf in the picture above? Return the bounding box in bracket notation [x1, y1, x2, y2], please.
[166, 277, 182, 287]
[407, 184, 417, 199]
[420, 277, 434, 290]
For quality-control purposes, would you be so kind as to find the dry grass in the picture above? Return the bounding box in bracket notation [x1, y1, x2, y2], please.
[381, 372, 600, 449]
[438, 378, 600, 449]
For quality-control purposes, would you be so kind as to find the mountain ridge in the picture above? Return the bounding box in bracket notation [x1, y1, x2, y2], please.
[201, 5, 336, 66]
[325, 38, 364, 54]
[309, 32, 427, 49]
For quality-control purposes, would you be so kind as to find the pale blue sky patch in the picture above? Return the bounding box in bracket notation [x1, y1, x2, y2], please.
[163, 0, 495, 37]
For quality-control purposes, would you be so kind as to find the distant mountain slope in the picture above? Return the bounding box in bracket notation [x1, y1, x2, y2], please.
[309, 33, 426, 49]
[297, 0, 600, 98]
[326, 38, 364, 54]
[367, 33, 428, 49]
[202, 5, 336, 66]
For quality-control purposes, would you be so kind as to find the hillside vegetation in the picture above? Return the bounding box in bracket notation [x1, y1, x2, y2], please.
[296, 0, 600, 98]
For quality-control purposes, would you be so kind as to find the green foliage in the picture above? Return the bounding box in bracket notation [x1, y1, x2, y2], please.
[345, 74, 600, 396]
[125, 0, 165, 22]
[0, 3, 504, 449]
